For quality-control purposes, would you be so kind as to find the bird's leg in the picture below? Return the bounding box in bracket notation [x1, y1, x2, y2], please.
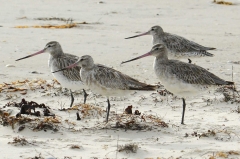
[106, 98, 111, 123]
[82, 89, 89, 104]
[188, 59, 192, 63]
[69, 89, 74, 108]
[181, 98, 186, 125]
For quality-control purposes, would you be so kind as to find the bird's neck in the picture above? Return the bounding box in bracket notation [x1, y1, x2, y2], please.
[81, 63, 95, 71]
[153, 32, 165, 44]
[51, 48, 64, 58]
[155, 52, 168, 63]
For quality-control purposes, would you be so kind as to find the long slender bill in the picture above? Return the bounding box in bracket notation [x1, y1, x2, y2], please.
[16, 49, 45, 61]
[121, 52, 152, 64]
[52, 58, 81, 73]
[125, 31, 150, 39]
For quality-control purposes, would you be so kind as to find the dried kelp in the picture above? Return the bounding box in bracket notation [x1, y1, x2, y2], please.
[213, 0, 233, 5]
[8, 137, 30, 146]
[118, 143, 138, 153]
[185, 128, 239, 142]
[0, 79, 60, 94]
[59, 103, 104, 119]
[215, 85, 240, 104]
[34, 17, 74, 22]
[15, 23, 77, 29]
[110, 113, 168, 131]
[4, 98, 52, 117]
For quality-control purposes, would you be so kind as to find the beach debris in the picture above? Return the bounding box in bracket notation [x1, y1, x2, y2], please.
[112, 113, 168, 131]
[69, 144, 82, 149]
[0, 79, 61, 95]
[5, 98, 52, 117]
[18, 125, 25, 132]
[134, 110, 141, 115]
[31, 71, 43, 74]
[20, 104, 36, 114]
[125, 105, 132, 114]
[64, 119, 76, 129]
[236, 106, 240, 113]
[14, 23, 77, 29]
[5, 64, 15, 67]
[213, 0, 233, 5]
[34, 17, 74, 22]
[157, 89, 173, 96]
[208, 151, 240, 159]
[16, 16, 27, 20]
[8, 137, 30, 146]
[185, 128, 239, 142]
[198, 130, 216, 138]
[230, 61, 240, 65]
[1, 113, 34, 129]
[15, 16, 97, 29]
[118, 143, 138, 153]
[76, 112, 81, 120]
[1, 100, 60, 132]
[59, 103, 104, 119]
[185, 130, 216, 138]
[34, 120, 59, 132]
[215, 85, 240, 104]
[35, 17, 92, 25]
[26, 154, 44, 159]
[43, 108, 55, 116]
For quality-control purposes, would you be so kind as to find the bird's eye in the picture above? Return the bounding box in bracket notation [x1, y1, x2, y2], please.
[151, 28, 154, 31]
[80, 59, 84, 61]
[155, 48, 159, 50]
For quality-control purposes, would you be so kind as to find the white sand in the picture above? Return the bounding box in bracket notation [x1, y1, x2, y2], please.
[1, 0, 240, 158]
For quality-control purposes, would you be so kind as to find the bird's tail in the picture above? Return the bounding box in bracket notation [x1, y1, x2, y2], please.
[204, 47, 216, 50]
[201, 50, 214, 57]
[226, 81, 234, 85]
[129, 84, 159, 91]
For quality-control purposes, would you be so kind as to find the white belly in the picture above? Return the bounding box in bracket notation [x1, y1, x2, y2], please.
[153, 59, 207, 97]
[159, 76, 202, 97]
[49, 63, 85, 91]
[86, 82, 133, 97]
[51, 72, 85, 90]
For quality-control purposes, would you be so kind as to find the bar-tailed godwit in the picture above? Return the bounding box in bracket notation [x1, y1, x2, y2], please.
[16, 41, 88, 107]
[122, 43, 233, 124]
[53, 55, 158, 122]
[125, 26, 215, 59]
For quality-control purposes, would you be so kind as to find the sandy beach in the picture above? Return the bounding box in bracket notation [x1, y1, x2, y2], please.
[1, 0, 240, 158]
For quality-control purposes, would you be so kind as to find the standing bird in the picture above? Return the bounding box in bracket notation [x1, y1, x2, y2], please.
[15, 41, 88, 107]
[125, 25, 215, 60]
[52, 55, 157, 122]
[121, 43, 233, 124]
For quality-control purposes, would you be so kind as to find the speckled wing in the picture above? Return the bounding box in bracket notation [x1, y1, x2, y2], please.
[169, 60, 228, 85]
[162, 33, 215, 54]
[93, 64, 156, 90]
[54, 53, 82, 81]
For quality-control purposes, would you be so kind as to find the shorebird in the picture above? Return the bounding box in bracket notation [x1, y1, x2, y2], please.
[125, 25, 215, 60]
[15, 41, 88, 107]
[52, 55, 157, 122]
[121, 43, 233, 124]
